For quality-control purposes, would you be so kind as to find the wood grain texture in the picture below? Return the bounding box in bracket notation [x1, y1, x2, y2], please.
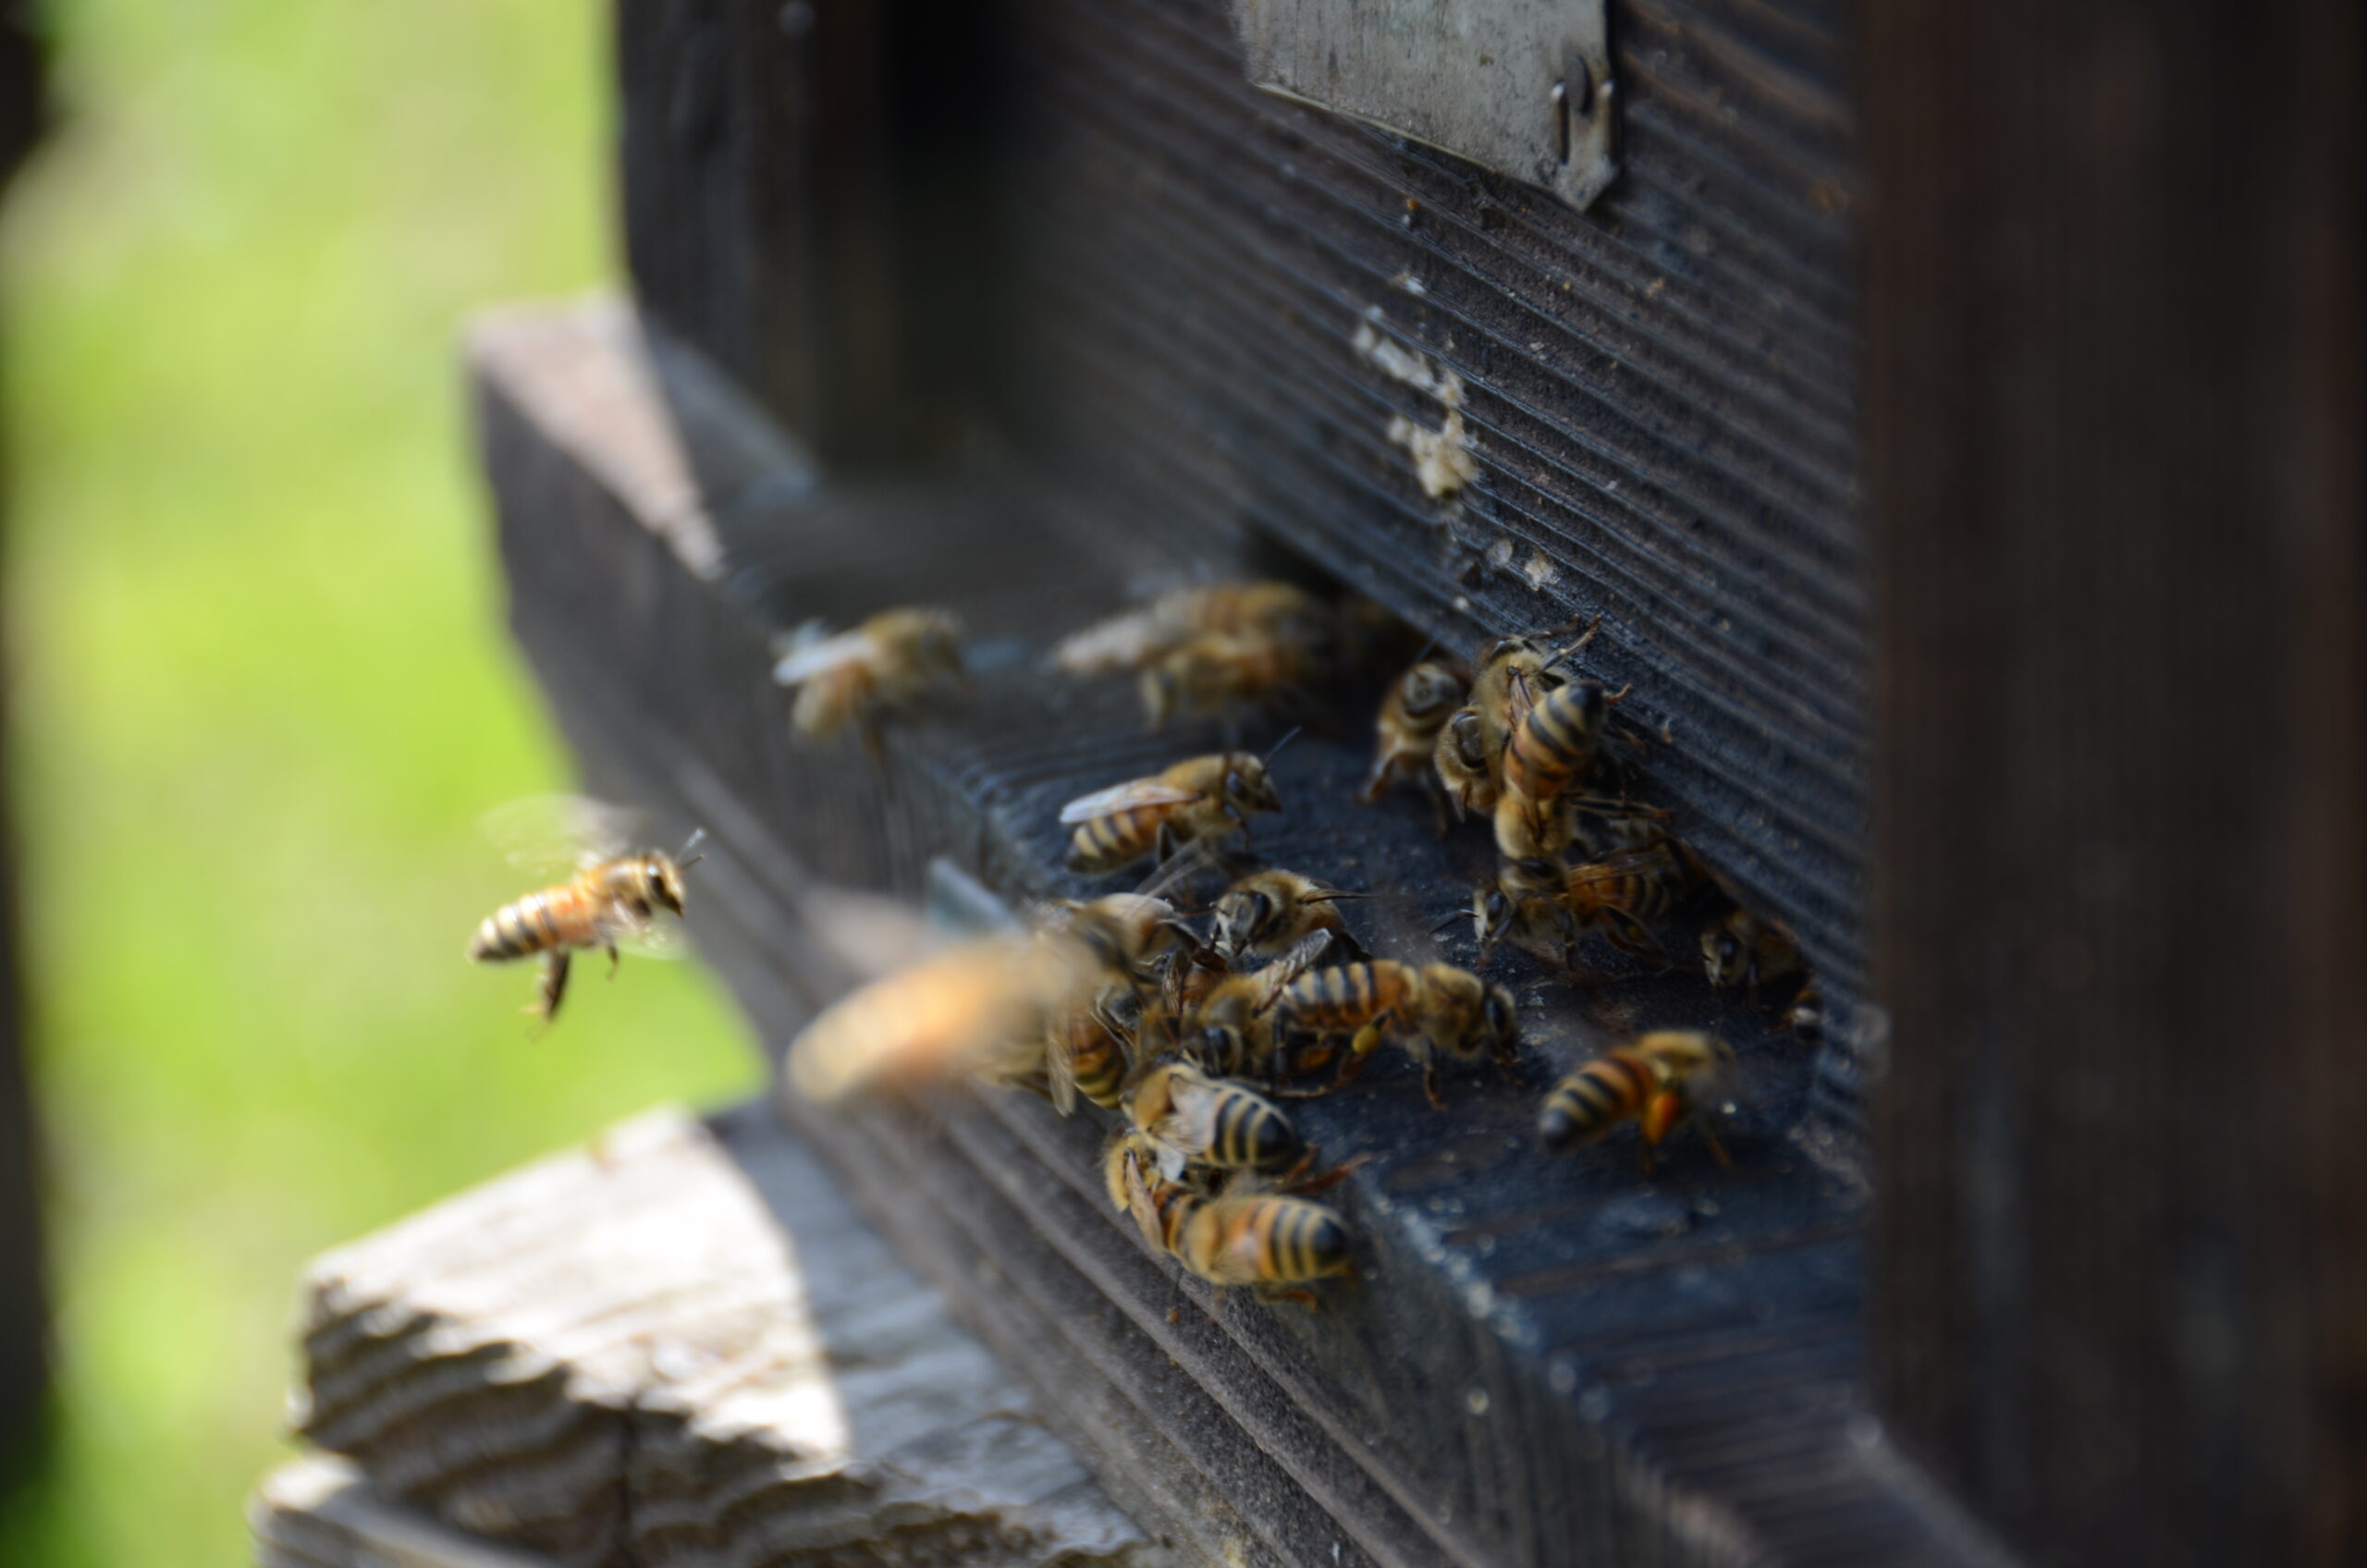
[471, 298, 2005, 1566]
[1865, 0, 2367, 1562]
[253, 1457, 563, 1568]
[616, 0, 1876, 1143]
[295, 1106, 1153, 1568]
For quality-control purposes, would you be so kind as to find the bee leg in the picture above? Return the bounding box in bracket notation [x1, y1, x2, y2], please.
[1426, 779, 1454, 839]
[1283, 1153, 1370, 1196]
[539, 949, 572, 1023]
[606, 944, 621, 979]
[1698, 1120, 1734, 1168]
[1636, 1136, 1657, 1179]
[857, 716, 886, 767]
[1422, 1065, 1448, 1110]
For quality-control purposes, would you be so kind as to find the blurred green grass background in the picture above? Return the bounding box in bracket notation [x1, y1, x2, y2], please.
[0, 3, 760, 1562]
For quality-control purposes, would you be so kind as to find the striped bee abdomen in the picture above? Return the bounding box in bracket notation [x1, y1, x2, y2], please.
[470, 886, 581, 962]
[1537, 1048, 1658, 1152]
[1208, 1084, 1301, 1170]
[1256, 1197, 1351, 1281]
[1502, 681, 1612, 804]
[1065, 807, 1166, 874]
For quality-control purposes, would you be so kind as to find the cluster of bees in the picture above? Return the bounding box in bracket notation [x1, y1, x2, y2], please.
[468, 581, 1821, 1312]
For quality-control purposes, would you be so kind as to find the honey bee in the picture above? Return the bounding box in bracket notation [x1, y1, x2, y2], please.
[1170, 1190, 1355, 1311]
[1360, 657, 1467, 812]
[1275, 961, 1521, 1106]
[1126, 1059, 1306, 1181]
[1051, 581, 1326, 676]
[1183, 932, 1336, 1079]
[1138, 627, 1326, 731]
[784, 930, 1099, 1104]
[1210, 871, 1367, 964]
[1492, 679, 1630, 857]
[1061, 752, 1283, 876]
[1429, 621, 1594, 819]
[1047, 892, 1203, 986]
[1537, 1031, 1735, 1172]
[1044, 985, 1138, 1112]
[1700, 902, 1821, 1036]
[1104, 1127, 1197, 1253]
[1474, 838, 1710, 973]
[469, 797, 703, 1023]
[771, 607, 965, 751]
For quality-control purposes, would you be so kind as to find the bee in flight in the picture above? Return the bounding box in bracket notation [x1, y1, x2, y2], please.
[1538, 1030, 1735, 1172]
[1274, 960, 1521, 1106]
[771, 606, 965, 754]
[784, 927, 1104, 1106]
[468, 796, 704, 1024]
[1050, 580, 1326, 676]
[1060, 748, 1285, 876]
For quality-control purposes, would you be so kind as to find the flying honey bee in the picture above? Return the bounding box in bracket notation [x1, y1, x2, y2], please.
[1473, 837, 1711, 974]
[1210, 870, 1367, 964]
[1169, 1189, 1355, 1311]
[1060, 751, 1284, 876]
[784, 929, 1100, 1105]
[1126, 1058, 1306, 1181]
[1274, 960, 1521, 1106]
[771, 607, 965, 752]
[1138, 627, 1327, 731]
[468, 797, 703, 1024]
[1360, 656, 1467, 817]
[1537, 1031, 1735, 1172]
[1050, 581, 1327, 676]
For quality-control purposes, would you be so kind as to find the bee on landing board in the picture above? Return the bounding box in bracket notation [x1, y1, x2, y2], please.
[468, 796, 705, 1024]
[771, 607, 965, 753]
[1429, 619, 1595, 820]
[1273, 960, 1521, 1106]
[1210, 870, 1368, 965]
[1472, 836, 1711, 975]
[1102, 1130, 1355, 1313]
[1538, 1031, 1736, 1173]
[1059, 749, 1285, 876]
[1359, 656, 1467, 820]
[1125, 1058, 1306, 1182]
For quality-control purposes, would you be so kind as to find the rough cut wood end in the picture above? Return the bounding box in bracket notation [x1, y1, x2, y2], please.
[291, 1105, 1155, 1568]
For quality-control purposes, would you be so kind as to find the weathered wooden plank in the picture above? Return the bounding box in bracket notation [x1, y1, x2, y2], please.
[294, 1105, 1153, 1568]
[253, 1457, 563, 1568]
[472, 296, 1997, 1565]
[1865, 0, 2367, 1562]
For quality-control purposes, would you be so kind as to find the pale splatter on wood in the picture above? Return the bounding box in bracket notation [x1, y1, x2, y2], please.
[293, 1107, 1153, 1568]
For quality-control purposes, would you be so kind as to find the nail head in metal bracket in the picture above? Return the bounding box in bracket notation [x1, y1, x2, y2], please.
[1233, 0, 1619, 212]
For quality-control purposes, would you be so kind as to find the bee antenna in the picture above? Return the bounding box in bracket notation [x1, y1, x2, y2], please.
[1431, 907, 1471, 933]
[1262, 726, 1305, 765]
[676, 827, 708, 867]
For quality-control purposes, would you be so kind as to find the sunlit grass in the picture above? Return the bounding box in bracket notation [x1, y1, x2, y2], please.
[0, 4, 760, 1562]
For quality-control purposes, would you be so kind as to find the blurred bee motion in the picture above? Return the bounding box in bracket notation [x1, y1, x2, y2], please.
[1050, 580, 1331, 729]
[468, 796, 704, 1023]
[771, 606, 965, 753]
[1538, 1031, 1735, 1172]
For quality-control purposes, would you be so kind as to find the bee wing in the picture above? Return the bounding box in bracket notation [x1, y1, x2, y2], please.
[771, 626, 879, 687]
[1155, 1075, 1224, 1159]
[481, 794, 644, 877]
[593, 901, 690, 962]
[1249, 930, 1335, 1009]
[1058, 779, 1204, 824]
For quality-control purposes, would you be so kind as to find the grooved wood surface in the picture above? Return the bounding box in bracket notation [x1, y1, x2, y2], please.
[253, 1456, 563, 1568]
[616, 0, 1873, 1136]
[295, 1107, 1153, 1568]
[468, 299, 2002, 1566]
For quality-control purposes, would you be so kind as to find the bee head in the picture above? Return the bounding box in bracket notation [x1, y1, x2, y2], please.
[1403, 662, 1464, 717]
[1700, 919, 1745, 987]
[648, 854, 690, 918]
[1470, 883, 1513, 950]
[1225, 755, 1282, 814]
[1212, 888, 1274, 960]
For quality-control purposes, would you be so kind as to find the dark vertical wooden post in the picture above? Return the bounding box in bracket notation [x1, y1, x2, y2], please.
[0, 0, 44, 1464]
[617, 0, 997, 466]
[1866, 0, 2365, 1562]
